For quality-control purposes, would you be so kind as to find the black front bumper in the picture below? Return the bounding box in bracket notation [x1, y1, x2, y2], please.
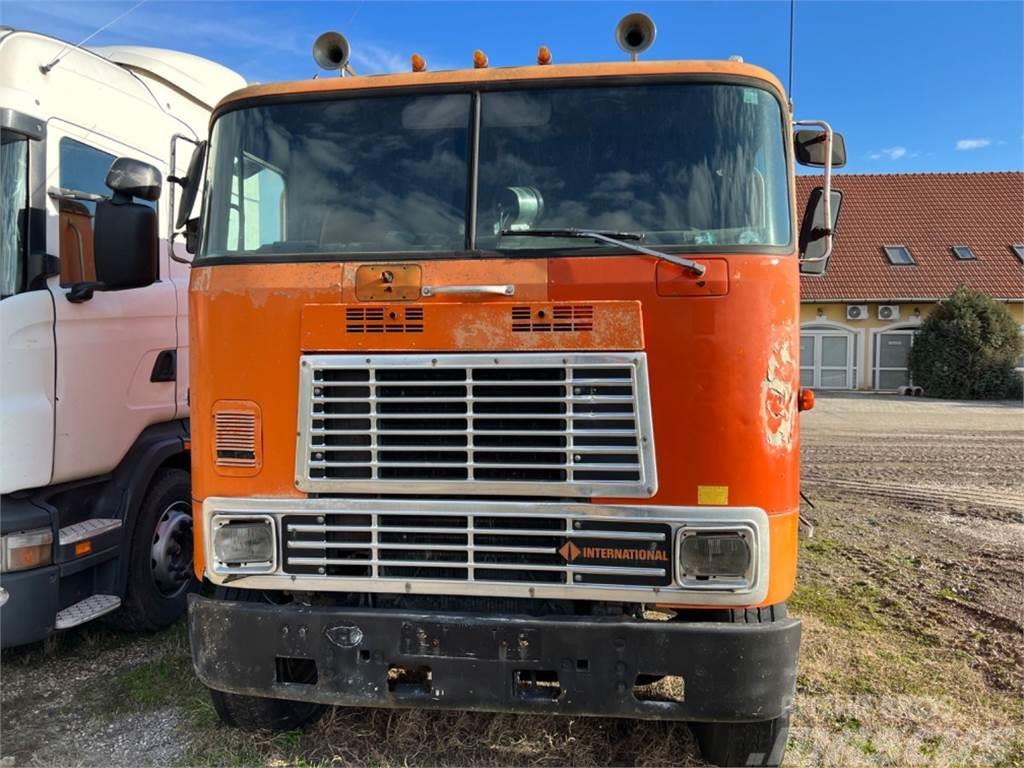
[0, 565, 59, 648]
[189, 595, 800, 722]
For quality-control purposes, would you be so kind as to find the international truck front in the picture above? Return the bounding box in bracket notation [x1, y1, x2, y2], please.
[181, 25, 844, 766]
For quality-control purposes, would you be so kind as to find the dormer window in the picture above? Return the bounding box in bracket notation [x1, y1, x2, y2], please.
[883, 245, 914, 265]
[1012, 245, 1024, 264]
[951, 245, 976, 261]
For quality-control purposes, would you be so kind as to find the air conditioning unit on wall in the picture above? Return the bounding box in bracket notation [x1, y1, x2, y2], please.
[878, 305, 901, 321]
[846, 304, 868, 321]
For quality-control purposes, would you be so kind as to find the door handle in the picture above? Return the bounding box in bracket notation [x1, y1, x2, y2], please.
[421, 284, 515, 297]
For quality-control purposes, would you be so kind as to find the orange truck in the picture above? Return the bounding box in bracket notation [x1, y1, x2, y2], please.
[170, 15, 845, 767]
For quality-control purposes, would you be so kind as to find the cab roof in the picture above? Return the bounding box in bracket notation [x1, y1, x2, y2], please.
[216, 59, 788, 114]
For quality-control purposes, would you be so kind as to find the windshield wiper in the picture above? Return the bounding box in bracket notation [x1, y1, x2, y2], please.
[499, 227, 706, 276]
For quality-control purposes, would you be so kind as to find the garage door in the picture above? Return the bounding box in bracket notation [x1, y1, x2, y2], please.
[875, 331, 916, 389]
[800, 332, 856, 389]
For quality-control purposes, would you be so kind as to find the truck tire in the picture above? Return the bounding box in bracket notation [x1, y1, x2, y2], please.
[691, 713, 790, 767]
[687, 604, 792, 767]
[207, 587, 327, 732]
[110, 468, 198, 631]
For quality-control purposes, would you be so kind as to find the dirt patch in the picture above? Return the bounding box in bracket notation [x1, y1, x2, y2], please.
[2, 393, 1021, 766]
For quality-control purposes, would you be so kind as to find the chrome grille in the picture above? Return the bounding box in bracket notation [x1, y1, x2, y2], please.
[282, 509, 671, 587]
[295, 353, 656, 497]
[204, 498, 772, 605]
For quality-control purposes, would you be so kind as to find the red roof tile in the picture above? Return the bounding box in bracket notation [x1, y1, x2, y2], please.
[796, 172, 1024, 301]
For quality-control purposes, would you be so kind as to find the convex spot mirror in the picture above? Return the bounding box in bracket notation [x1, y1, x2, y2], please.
[106, 156, 162, 201]
[94, 157, 160, 290]
[799, 186, 843, 276]
[794, 129, 847, 168]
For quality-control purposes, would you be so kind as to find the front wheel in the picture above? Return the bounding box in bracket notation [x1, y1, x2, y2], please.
[206, 587, 326, 732]
[209, 688, 326, 733]
[110, 468, 198, 631]
[691, 713, 790, 767]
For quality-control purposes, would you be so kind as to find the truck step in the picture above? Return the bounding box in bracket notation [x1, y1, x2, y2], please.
[54, 594, 121, 629]
[59, 518, 122, 545]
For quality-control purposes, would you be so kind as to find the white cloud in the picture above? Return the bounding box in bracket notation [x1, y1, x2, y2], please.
[956, 138, 991, 150]
[881, 146, 907, 160]
[869, 153, 882, 160]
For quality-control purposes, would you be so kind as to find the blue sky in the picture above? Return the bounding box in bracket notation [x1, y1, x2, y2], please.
[4, 0, 1022, 174]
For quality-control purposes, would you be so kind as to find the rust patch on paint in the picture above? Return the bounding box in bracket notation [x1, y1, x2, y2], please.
[762, 334, 796, 451]
[299, 300, 644, 352]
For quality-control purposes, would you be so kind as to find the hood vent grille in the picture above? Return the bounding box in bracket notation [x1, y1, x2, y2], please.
[347, 306, 424, 334]
[512, 305, 594, 333]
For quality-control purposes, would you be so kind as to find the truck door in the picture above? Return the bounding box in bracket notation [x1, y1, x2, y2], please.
[0, 127, 55, 494]
[46, 122, 178, 484]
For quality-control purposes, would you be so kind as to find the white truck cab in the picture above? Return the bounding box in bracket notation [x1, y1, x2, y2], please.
[0, 28, 245, 646]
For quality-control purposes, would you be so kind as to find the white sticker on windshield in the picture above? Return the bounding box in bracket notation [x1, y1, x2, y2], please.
[743, 89, 759, 105]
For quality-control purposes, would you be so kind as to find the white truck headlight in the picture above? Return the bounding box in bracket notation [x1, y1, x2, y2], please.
[212, 517, 276, 573]
[677, 530, 754, 587]
[0, 527, 54, 573]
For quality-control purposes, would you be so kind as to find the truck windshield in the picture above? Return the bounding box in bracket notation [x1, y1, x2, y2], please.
[200, 83, 790, 260]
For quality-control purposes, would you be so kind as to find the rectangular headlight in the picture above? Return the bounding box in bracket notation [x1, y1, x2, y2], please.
[677, 529, 754, 588]
[212, 517, 275, 572]
[1, 527, 54, 573]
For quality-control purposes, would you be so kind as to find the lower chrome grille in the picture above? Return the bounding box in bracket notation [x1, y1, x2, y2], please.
[295, 353, 656, 497]
[282, 510, 671, 587]
[203, 498, 772, 606]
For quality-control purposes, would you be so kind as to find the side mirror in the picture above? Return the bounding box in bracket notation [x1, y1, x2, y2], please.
[795, 129, 847, 168]
[174, 141, 207, 230]
[93, 157, 160, 290]
[799, 187, 843, 276]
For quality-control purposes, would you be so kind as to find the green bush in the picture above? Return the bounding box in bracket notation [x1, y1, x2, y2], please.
[908, 287, 1023, 400]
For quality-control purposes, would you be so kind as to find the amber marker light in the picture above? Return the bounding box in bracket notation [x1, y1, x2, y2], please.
[473, 49, 489, 68]
[537, 46, 552, 65]
[798, 388, 815, 412]
[75, 540, 93, 557]
[411, 53, 427, 72]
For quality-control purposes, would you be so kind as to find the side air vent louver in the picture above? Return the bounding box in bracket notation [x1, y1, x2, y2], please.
[511, 305, 594, 333]
[346, 306, 424, 334]
[213, 401, 262, 476]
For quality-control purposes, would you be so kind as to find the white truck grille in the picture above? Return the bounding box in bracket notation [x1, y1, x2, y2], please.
[295, 353, 656, 497]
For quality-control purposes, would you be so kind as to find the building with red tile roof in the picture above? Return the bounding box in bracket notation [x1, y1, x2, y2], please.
[795, 172, 1023, 390]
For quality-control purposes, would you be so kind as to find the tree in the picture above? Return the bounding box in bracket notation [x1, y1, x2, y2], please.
[908, 287, 1023, 400]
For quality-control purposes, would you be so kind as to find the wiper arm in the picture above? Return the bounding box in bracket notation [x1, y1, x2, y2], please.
[502, 227, 644, 241]
[499, 227, 706, 277]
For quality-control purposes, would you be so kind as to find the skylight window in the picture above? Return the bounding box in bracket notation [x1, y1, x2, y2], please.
[951, 245, 976, 261]
[1012, 245, 1024, 264]
[883, 245, 915, 265]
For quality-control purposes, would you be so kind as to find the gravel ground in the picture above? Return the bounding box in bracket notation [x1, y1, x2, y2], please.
[2, 392, 1021, 767]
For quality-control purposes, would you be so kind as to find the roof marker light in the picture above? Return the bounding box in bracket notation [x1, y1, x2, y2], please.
[473, 49, 489, 68]
[537, 46, 552, 65]
[411, 53, 427, 72]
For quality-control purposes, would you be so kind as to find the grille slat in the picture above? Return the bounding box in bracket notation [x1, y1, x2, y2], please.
[297, 353, 655, 497]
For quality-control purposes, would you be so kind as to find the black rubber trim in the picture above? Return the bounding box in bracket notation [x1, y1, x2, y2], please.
[189, 595, 800, 722]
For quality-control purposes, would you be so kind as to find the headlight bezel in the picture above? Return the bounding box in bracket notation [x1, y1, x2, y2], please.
[674, 523, 759, 591]
[0, 527, 54, 574]
[210, 515, 277, 575]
